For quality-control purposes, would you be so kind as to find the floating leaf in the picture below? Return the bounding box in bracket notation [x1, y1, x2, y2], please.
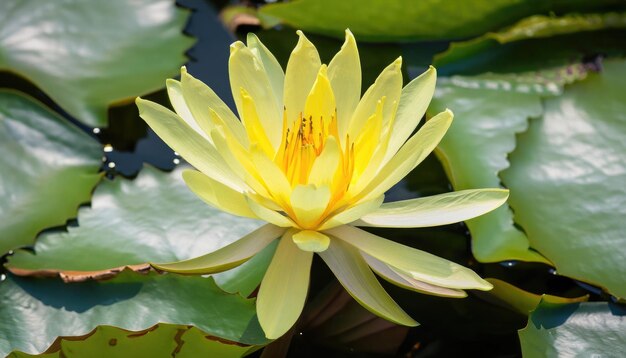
[6, 166, 270, 297]
[0, 91, 101, 256]
[0, 0, 194, 126]
[259, 0, 623, 41]
[435, 12, 626, 68]
[428, 77, 548, 263]
[519, 300, 626, 357]
[0, 272, 268, 356]
[475, 279, 588, 316]
[502, 59, 626, 298]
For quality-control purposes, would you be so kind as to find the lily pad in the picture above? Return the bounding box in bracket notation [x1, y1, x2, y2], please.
[258, 0, 623, 41]
[0, 90, 101, 256]
[428, 77, 546, 263]
[0, 271, 267, 356]
[0, 0, 194, 126]
[6, 165, 271, 297]
[435, 12, 626, 68]
[502, 59, 626, 298]
[519, 300, 626, 357]
[9, 325, 251, 358]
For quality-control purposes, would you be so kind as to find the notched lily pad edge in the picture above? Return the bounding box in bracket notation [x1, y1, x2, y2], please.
[7, 323, 257, 357]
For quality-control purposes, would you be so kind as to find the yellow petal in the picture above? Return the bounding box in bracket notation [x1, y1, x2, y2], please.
[319, 195, 384, 230]
[182, 169, 257, 219]
[356, 188, 510, 228]
[250, 145, 292, 205]
[284, 31, 321, 124]
[328, 225, 493, 290]
[166, 79, 208, 139]
[303, 65, 336, 130]
[247, 197, 295, 228]
[179, 67, 248, 146]
[383, 66, 437, 165]
[152, 224, 284, 274]
[356, 109, 453, 202]
[290, 184, 331, 229]
[362, 252, 467, 298]
[229, 41, 282, 149]
[257, 230, 313, 339]
[240, 89, 276, 158]
[308, 136, 340, 187]
[318, 238, 417, 326]
[328, 29, 361, 140]
[136, 98, 245, 192]
[348, 57, 402, 141]
[247, 33, 284, 108]
[292, 230, 330, 252]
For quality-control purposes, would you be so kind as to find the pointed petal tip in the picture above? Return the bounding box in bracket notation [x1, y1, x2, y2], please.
[230, 41, 246, 53]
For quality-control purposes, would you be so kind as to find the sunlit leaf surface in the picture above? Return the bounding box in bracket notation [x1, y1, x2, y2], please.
[0, 272, 267, 356]
[502, 59, 626, 298]
[0, 91, 101, 256]
[6, 166, 271, 297]
[0, 0, 194, 126]
[259, 0, 622, 41]
[435, 12, 626, 68]
[427, 77, 547, 263]
[519, 301, 626, 357]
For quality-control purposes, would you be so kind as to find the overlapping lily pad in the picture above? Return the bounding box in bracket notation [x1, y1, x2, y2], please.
[428, 77, 545, 263]
[6, 165, 272, 297]
[258, 0, 623, 41]
[435, 12, 626, 68]
[519, 300, 626, 357]
[0, 91, 102, 256]
[9, 324, 251, 358]
[0, 0, 194, 126]
[502, 60, 626, 298]
[0, 271, 267, 356]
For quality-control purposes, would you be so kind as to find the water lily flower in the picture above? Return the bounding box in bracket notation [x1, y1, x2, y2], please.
[136, 30, 509, 339]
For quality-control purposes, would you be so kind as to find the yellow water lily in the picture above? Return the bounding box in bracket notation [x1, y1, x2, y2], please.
[136, 30, 508, 339]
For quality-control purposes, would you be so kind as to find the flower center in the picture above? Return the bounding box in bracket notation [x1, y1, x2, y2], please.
[275, 109, 354, 190]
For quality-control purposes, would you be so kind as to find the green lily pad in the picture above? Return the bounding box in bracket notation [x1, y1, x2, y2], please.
[0, 0, 194, 126]
[519, 300, 626, 357]
[435, 12, 626, 68]
[0, 271, 268, 356]
[258, 0, 623, 42]
[428, 77, 545, 263]
[0, 90, 101, 256]
[6, 166, 271, 297]
[502, 59, 626, 298]
[9, 325, 251, 358]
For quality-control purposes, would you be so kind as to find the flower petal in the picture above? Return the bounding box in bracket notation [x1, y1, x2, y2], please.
[257, 230, 314, 339]
[308, 136, 340, 187]
[247, 32, 285, 107]
[383, 66, 437, 164]
[166, 79, 207, 139]
[284, 30, 321, 124]
[182, 169, 257, 219]
[348, 57, 402, 142]
[327, 225, 492, 290]
[356, 188, 509, 228]
[135, 98, 245, 192]
[229, 41, 282, 149]
[152, 224, 284, 274]
[179, 67, 248, 146]
[292, 230, 330, 252]
[318, 238, 417, 326]
[319, 195, 384, 230]
[290, 184, 331, 228]
[328, 29, 361, 139]
[304, 65, 336, 128]
[362, 252, 467, 298]
[356, 109, 453, 202]
[246, 197, 296, 228]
